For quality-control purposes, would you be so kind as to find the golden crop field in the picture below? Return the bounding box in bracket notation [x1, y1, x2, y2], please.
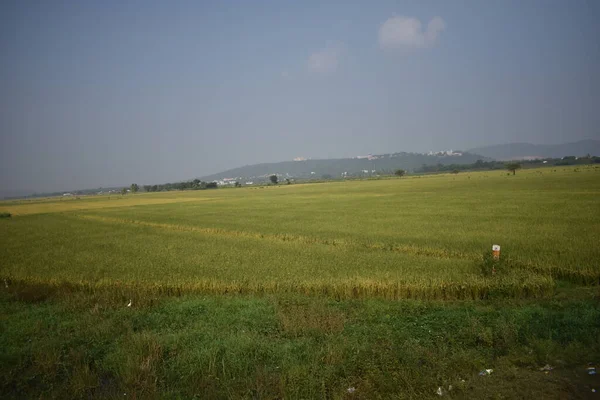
[2, 165, 599, 300]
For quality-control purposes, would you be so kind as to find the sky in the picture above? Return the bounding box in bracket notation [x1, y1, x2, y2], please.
[1, 0, 599, 195]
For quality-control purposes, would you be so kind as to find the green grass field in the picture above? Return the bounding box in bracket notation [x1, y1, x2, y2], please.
[1, 166, 599, 398]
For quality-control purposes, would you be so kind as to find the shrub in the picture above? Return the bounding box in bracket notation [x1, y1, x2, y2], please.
[0, 212, 11, 218]
[477, 250, 515, 277]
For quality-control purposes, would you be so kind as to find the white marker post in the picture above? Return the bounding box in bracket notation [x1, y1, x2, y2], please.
[492, 245, 501, 260]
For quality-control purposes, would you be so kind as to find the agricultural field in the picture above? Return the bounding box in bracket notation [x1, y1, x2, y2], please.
[1, 165, 600, 398]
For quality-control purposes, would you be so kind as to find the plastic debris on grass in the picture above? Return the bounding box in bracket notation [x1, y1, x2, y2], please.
[479, 369, 493, 376]
[347, 387, 356, 394]
[588, 367, 596, 375]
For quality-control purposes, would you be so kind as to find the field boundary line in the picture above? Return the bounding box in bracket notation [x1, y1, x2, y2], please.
[74, 214, 474, 260]
[2, 196, 222, 216]
[0, 275, 556, 301]
[73, 215, 599, 285]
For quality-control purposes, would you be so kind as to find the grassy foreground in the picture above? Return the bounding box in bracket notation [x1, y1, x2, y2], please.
[1, 287, 599, 399]
[1, 166, 599, 398]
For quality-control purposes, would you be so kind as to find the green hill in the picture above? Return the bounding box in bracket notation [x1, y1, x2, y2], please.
[200, 151, 487, 182]
[467, 139, 600, 160]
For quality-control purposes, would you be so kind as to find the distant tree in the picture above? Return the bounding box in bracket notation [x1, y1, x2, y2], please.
[394, 169, 406, 177]
[121, 187, 127, 195]
[143, 185, 152, 192]
[285, 178, 291, 185]
[206, 182, 218, 189]
[321, 174, 332, 180]
[234, 181, 241, 187]
[269, 175, 278, 184]
[451, 169, 460, 174]
[506, 162, 522, 175]
[130, 183, 139, 193]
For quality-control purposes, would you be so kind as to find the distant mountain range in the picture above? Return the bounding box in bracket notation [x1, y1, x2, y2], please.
[467, 139, 600, 160]
[5, 140, 598, 199]
[199, 151, 488, 182]
[200, 139, 600, 183]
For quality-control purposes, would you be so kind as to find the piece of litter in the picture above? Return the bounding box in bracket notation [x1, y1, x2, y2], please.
[588, 367, 597, 375]
[347, 387, 356, 394]
[448, 385, 453, 391]
[592, 388, 596, 393]
[540, 364, 554, 371]
[436, 387, 443, 396]
[127, 299, 132, 307]
[479, 369, 493, 376]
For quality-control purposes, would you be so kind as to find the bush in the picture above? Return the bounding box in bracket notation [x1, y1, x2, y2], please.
[477, 250, 516, 277]
[0, 212, 11, 218]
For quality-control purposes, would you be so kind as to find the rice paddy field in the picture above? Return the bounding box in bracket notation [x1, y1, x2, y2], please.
[1, 165, 600, 398]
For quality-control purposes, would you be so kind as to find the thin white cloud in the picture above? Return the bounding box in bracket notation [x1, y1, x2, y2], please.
[307, 43, 345, 73]
[378, 16, 446, 50]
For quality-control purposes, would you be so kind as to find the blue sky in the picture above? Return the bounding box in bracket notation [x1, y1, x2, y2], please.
[1, 0, 599, 194]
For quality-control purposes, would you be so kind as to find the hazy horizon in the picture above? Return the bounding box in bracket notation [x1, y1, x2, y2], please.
[1, 1, 599, 195]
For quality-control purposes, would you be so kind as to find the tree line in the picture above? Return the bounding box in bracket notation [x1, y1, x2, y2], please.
[119, 154, 600, 197]
[141, 179, 218, 193]
[415, 155, 600, 174]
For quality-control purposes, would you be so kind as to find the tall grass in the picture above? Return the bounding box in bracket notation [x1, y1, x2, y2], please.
[1, 291, 599, 398]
